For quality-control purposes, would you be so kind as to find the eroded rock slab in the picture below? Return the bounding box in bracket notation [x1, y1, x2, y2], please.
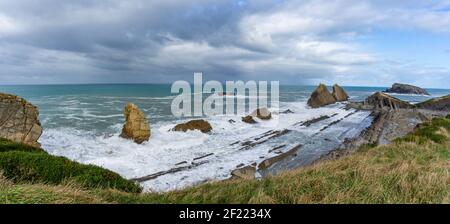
[384, 83, 430, 95]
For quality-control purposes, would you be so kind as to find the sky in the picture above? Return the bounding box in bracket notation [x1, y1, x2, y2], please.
[0, 0, 449, 88]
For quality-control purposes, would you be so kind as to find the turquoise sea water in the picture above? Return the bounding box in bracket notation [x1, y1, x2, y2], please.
[1, 84, 448, 191]
[1, 84, 448, 133]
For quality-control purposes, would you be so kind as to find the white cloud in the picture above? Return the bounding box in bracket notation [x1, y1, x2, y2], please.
[0, 0, 449, 87]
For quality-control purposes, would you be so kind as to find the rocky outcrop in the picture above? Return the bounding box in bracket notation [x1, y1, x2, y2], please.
[173, 119, 212, 133]
[0, 93, 43, 148]
[231, 165, 256, 180]
[416, 94, 450, 111]
[364, 92, 413, 110]
[120, 103, 151, 144]
[250, 108, 272, 120]
[332, 84, 349, 102]
[320, 109, 441, 161]
[242, 116, 257, 124]
[384, 83, 430, 95]
[307, 84, 337, 108]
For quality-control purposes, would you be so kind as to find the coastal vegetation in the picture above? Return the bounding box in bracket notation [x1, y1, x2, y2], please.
[1, 115, 449, 204]
[0, 138, 141, 194]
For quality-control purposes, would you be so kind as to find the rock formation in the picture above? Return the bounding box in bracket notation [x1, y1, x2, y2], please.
[384, 83, 430, 95]
[332, 84, 349, 102]
[0, 93, 43, 148]
[120, 103, 151, 144]
[250, 108, 272, 120]
[416, 94, 450, 111]
[307, 84, 337, 108]
[231, 165, 256, 180]
[242, 115, 257, 124]
[364, 92, 413, 110]
[173, 119, 212, 133]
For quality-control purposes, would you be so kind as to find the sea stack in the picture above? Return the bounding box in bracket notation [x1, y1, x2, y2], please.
[0, 93, 43, 148]
[307, 84, 336, 108]
[120, 103, 151, 144]
[384, 83, 430, 95]
[332, 84, 349, 102]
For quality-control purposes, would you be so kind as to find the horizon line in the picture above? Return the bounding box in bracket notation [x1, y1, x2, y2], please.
[1, 82, 449, 90]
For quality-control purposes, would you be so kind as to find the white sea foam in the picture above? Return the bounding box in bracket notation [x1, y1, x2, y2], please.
[40, 100, 371, 192]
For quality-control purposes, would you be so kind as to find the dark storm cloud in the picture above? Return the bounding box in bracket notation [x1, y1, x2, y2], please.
[0, 0, 449, 87]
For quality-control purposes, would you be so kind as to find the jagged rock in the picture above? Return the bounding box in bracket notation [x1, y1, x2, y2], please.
[384, 83, 430, 95]
[0, 93, 43, 148]
[242, 115, 257, 124]
[364, 92, 413, 110]
[120, 103, 151, 144]
[173, 119, 212, 133]
[332, 84, 349, 102]
[307, 84, 336, 108]
[250, 108, 272, 120]
[416, 94, 450, 111]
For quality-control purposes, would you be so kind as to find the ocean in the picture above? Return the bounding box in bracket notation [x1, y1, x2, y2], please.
[1, 84, 449, 192]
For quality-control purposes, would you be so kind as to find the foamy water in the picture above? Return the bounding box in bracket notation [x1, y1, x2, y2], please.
[40, 101, 371, 192]
[1, 84, 448, 192]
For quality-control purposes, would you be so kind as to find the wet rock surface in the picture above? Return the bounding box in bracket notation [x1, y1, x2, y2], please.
[173, 119, 212, 133]
[307, 84, 337, 108]
[242, 115, 257, 124]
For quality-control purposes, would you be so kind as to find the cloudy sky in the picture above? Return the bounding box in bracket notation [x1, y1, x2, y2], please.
[0, 0, 449, 88]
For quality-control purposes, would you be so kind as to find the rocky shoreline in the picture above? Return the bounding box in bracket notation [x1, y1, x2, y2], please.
[1, 84, 449, 189]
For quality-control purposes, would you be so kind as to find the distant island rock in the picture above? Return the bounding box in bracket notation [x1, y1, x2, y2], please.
[0, 93, 43, 148]
[384, 83, 430, 95]
[120, 103, 151, 144]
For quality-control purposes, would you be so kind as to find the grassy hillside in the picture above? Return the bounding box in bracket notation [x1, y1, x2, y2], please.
[0, 138, 141, 194]
[1, 115, 449, 204]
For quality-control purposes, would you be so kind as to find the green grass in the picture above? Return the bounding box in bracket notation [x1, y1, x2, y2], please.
[1, 115, 450, 204]
[0, 138, 45, 153]
[0, 140, 141, 194]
